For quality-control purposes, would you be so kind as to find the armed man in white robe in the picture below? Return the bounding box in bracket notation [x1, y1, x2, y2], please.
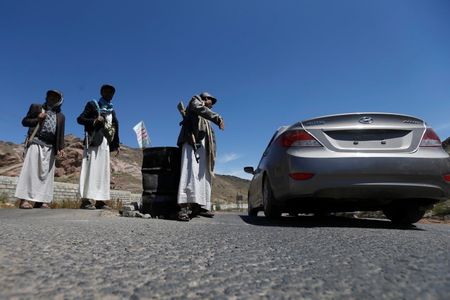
[176, 92, 225, 221]
[15, 90, 66, 209]
[77, 84, 120, 210]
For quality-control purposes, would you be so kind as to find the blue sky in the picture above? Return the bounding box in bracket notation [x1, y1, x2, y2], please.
[1, 0, 450, 179]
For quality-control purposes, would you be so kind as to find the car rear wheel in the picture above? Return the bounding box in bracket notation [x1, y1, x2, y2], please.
[383, 203, 427, 225]
[248, 192, 259, 217]
[248, 206, 258, 217]
[263, 176, 281, 219]
[248, 202, 259, 217]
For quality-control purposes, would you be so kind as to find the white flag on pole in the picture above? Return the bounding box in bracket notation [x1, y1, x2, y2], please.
[133, 121, 151, 148]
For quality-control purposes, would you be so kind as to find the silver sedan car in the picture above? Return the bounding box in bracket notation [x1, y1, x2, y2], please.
[244, 113, 450, 224]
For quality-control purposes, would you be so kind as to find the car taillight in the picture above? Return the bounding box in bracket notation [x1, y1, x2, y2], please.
[279, 130, 322, 147]
[420, 128, 442, 147]
[443, 174, 450, 182]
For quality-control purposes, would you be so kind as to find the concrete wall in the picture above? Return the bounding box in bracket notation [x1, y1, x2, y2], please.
[0, 175, 141, 205]
[213, 203, 248, 210]
[0, 175, 242, 211]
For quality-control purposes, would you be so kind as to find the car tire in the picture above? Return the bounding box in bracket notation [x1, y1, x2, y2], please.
[263, 176, 281, 219]
[248, 192, 259, 217]
[383, 203, 427, 225]
[248, 205, 258, 217]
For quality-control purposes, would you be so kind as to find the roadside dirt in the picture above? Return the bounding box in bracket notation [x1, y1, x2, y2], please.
[418, 218, 450, 225]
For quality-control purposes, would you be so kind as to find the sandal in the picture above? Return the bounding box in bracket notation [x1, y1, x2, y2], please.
[177, 208, 190, 222]
[189, 204, 201, 218]
[34, 202, 50, 209]
[81, 204, 96, 210]
[199, 209, 214, 218]
[19, 200, 33, 209]
[80, 199, 96, 210]
[95, 201, 112, 210]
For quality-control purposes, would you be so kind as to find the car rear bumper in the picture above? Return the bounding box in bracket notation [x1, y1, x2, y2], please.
[270, 150, 450, 203]
[313, 183, 445, 200]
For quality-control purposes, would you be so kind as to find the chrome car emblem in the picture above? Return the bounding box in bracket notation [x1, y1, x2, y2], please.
[359, 116, 374, 124]
[303, 120, 325, 126]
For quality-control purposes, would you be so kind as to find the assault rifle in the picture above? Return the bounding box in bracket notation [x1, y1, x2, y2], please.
[177, 101, 201, 163]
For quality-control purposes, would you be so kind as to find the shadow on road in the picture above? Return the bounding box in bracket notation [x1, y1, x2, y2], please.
[240, 215, 423, 230]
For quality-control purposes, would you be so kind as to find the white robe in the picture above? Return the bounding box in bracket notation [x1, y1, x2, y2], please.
[177, 140, 212, 211]
[79, 115, 111, 201]
[15, 143, 55, 203]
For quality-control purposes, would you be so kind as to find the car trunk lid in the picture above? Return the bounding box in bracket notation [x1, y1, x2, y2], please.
[300, 113, 426, 153]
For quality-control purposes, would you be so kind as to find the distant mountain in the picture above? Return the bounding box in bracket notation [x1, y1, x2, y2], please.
[0, 135, 249, 204]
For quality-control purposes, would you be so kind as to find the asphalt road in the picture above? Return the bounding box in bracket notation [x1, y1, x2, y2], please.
[0, 209, 449, 300]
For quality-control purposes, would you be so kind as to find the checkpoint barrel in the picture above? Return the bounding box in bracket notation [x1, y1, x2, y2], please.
[141, 147, 181, 217]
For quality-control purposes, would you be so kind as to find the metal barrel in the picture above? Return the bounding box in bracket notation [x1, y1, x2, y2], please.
[141, 147, 181, 218]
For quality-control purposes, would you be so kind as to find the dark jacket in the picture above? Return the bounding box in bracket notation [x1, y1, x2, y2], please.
[22, 104, 65, 152]
[77, 100, 120, 151]
[442, 136, 450, 150]
[177, 95, 222, 147]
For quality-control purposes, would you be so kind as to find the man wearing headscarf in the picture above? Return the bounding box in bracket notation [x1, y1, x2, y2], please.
[77, 84, 120, 209]
[176, 92, 225, 221]
[15, 90, 65, 209]
[442, 137, 450, 153]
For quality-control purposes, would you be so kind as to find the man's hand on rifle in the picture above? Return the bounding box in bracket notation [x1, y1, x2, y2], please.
[38, 112, 47, 122]
[219, 118, 225, 130]
[95, 115, 105, 125]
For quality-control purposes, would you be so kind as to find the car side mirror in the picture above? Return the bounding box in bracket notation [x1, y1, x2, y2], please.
[244, 166, 255, 174]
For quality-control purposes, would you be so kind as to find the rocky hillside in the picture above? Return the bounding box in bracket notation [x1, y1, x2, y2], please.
[0, 135, 249, 204]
